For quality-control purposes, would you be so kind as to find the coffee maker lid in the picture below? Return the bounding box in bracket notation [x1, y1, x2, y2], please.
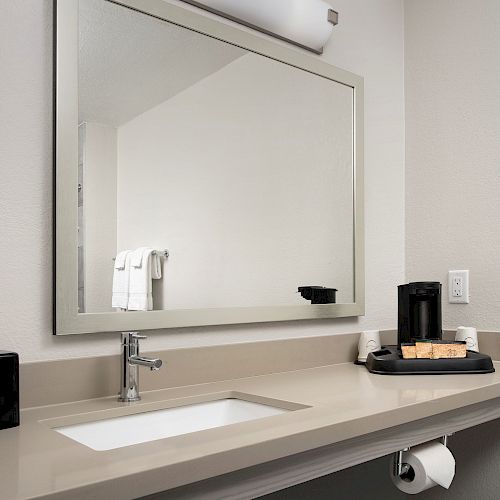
[398, 282, 441, 294]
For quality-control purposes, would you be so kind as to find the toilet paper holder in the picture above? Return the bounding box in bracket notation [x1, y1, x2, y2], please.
[393, 434, 453, 477]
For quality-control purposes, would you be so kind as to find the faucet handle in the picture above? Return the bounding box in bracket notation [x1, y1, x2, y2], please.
[121, 332, 147, 344]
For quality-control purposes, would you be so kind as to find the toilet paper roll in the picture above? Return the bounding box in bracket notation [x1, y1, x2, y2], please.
[391, 442, 455, 495]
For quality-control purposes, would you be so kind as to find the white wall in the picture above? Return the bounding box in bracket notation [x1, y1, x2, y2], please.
[0, 0, 405, 362]
[405, 0, 500, 331]
[405, 3, 500, 499]
[117, 52, 354, 310]
[81, 122, 117, 313]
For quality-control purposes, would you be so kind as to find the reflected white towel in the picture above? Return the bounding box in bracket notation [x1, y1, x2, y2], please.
[128, 248, 162, 311]
[130, 246, 148, 268]
[112, 250, 131, 309]
[114, 250, 129, 270]
[151, 251, 161, 280]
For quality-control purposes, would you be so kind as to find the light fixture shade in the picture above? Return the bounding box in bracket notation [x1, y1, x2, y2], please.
[181, 0, 337, 54]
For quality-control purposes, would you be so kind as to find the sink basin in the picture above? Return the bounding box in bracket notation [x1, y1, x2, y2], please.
[54, 398, 289, 451]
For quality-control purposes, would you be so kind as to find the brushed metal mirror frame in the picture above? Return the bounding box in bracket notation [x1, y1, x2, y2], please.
[54, 0, 364, 335]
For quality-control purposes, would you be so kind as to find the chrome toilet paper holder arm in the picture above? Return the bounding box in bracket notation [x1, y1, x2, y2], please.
[393, 434, 453, 477]
[393, 447, 411, 477]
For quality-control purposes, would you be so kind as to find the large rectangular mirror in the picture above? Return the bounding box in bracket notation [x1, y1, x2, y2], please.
[55, 0, 364, 334]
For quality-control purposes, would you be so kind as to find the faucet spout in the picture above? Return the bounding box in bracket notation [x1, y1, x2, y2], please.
[118, 332, 163, 402]
[129, 355, 162, 371]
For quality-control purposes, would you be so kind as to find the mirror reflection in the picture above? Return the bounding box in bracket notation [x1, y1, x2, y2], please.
[78, 0, 354, 313]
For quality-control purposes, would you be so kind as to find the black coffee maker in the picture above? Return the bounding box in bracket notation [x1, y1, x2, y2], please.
[364, 281, 494, 374]
[398, 282, 442, 347]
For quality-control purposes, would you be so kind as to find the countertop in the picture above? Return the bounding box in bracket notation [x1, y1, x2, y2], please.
[2, 361, 500, 499]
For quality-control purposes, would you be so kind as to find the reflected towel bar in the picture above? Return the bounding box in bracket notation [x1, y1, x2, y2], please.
[112, 250, 169, 261]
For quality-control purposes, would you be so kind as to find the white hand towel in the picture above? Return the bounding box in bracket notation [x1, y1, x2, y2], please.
[114, 250, 129, 270]
[128, 248, 162, 311]
[112, 250, 131, 309]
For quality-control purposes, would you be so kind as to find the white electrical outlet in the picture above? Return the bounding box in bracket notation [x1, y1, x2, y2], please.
[448, 270, 470, 304]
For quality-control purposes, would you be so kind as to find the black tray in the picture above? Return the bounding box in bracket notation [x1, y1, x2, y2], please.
[365, 345, 495, 375]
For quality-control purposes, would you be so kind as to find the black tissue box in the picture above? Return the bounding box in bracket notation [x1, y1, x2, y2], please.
[0, 351, 19, 429]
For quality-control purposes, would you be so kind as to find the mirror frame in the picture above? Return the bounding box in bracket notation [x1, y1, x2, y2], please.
[54, 0, 364, 335]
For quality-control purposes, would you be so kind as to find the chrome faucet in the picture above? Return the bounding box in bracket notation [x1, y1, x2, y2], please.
[118, 332, 163, 402]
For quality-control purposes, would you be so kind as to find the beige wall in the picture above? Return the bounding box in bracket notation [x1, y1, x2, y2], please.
[0, 0, 405, 361]
[405, 0, 500, 331]
[117, 52, 354, 310]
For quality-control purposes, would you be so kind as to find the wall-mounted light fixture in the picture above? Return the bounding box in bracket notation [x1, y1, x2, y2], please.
[180, 0, 338, 54]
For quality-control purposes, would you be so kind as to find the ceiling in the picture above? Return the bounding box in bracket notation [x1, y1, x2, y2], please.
[78, 0, 244, 126]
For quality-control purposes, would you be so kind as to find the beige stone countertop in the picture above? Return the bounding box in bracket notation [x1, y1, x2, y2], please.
[2, 362, 500, 500]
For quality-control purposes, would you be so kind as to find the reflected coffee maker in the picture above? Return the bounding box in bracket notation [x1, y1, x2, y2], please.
[398, 282, 442, 346]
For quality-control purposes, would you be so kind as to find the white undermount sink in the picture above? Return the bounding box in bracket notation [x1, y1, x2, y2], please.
[54, 397, 290, 451]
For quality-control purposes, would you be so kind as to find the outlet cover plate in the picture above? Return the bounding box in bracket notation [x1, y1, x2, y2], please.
[448, 270, 469, 304]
